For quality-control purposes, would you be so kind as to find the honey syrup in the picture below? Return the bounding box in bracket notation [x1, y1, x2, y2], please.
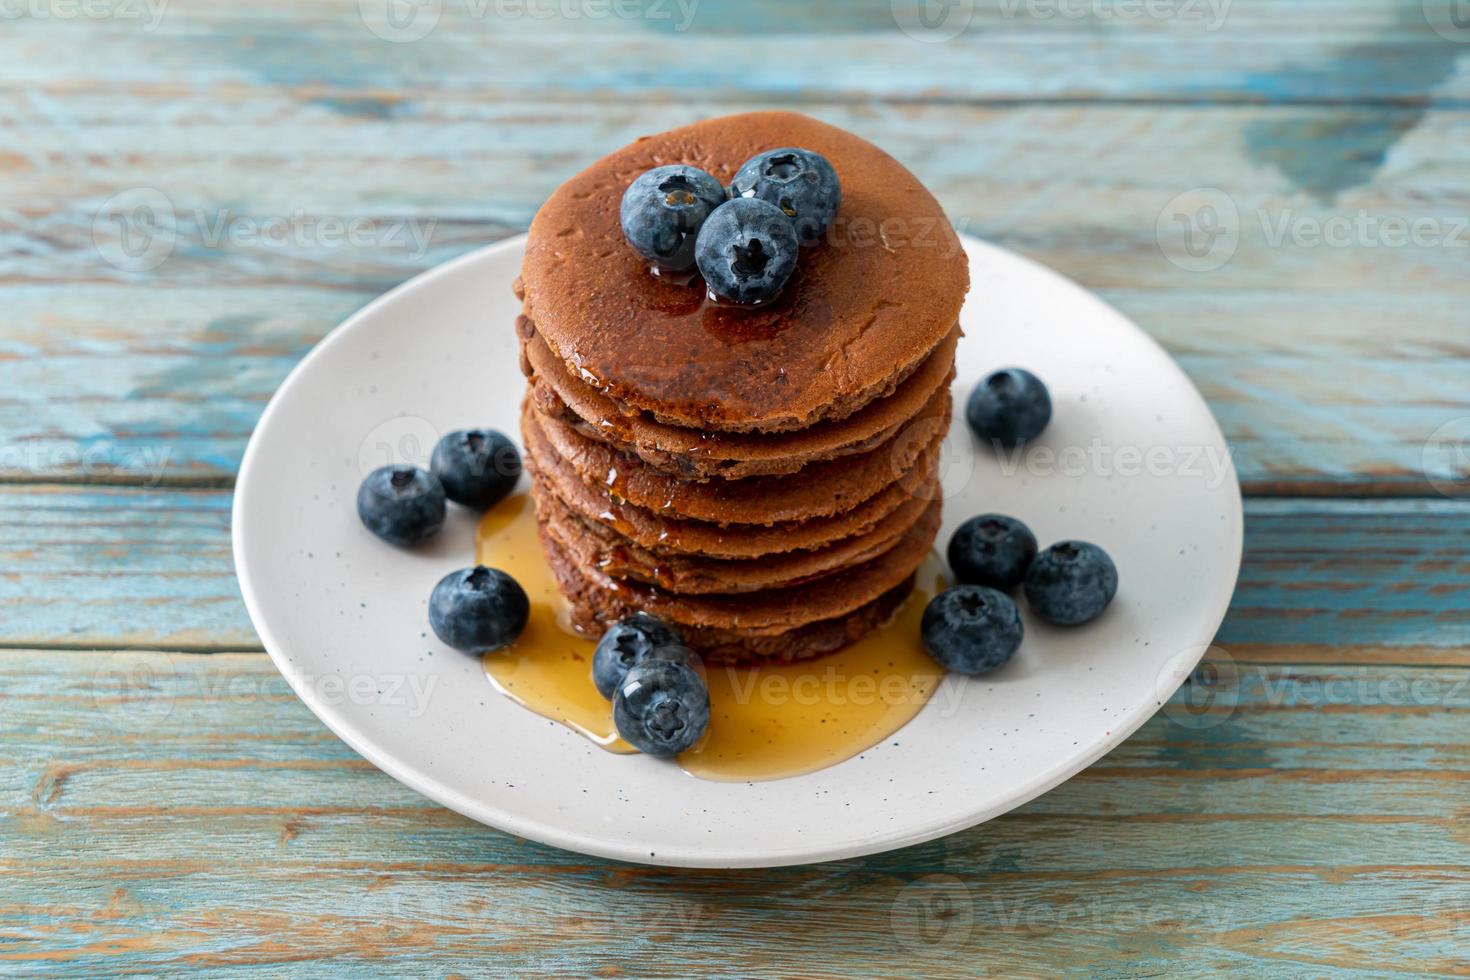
[477, 494, 946, 781]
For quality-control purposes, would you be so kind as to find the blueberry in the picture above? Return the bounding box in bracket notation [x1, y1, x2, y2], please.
[730, 147, 841, 245]
[948, 514, 1038, 591]
[592, 613, 687, 699]
[921, 586, 1024, 676]
[695, 198, 800, 306]
[613, 659, 710, 758]
[429, 566, 530, 654]
[357, 465, 446, 547]
[431, 429, 521, 510]
[1024, 542, 1119, 626]
[966, 369, 1052, 447]
[620, 164, 727, 272]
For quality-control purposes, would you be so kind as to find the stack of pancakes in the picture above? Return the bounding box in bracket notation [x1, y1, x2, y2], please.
[516, 112, 969, 664]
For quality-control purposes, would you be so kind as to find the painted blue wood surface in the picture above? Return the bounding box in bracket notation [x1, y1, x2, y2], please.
[1, 0, 1468, 974]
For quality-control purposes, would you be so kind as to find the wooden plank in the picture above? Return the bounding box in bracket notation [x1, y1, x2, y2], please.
[3, 98, 1467, 491]
[3, 648, 1468, 975]
[2, 0, 1468, 105]
[5, 488, 1468, 658]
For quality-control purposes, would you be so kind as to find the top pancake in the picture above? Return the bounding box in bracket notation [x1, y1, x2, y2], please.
[521, 111, 969, 434]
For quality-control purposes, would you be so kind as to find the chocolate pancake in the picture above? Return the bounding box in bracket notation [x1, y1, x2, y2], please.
[522, 394, 951, 527]
[539, 513, 936, 664]
[523, 446, 936, 559]
[547, 533, 917, 664]
[521, 111, 969, 433]
[538, 497, 939, 632]
[537, 470, 940, 594]
[522, 315, 960, 481]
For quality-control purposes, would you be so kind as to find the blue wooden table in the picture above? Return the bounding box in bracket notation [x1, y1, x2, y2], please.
[4, 1, 1469, 974]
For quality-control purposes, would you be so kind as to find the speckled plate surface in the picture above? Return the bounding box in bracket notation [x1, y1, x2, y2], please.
[233, 234, 1243, 869]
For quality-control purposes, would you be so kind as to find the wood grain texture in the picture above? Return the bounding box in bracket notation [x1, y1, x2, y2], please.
[2, 13, 1468, 492]
[4, 648, 1469, 977]
[3, 0, 1468, 973]
[6, 486, 1469, 659]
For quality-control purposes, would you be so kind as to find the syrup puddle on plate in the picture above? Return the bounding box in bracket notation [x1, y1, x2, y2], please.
[477, 494, 946, 782]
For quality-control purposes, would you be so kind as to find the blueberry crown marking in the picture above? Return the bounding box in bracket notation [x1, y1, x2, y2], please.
[987, 372, 1015, 392]
[1053, 544, 1081, 562]
[649, 699, 687, 738]
[730, 237, 771, 279]
[957, 592, 989, 616]
[465, 566, 493, 589]
[389, 468, 416, 490]
[763, 153, 803, 181]
[659, 174, 699, 207]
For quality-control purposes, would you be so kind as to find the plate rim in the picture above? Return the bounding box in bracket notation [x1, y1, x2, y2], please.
[232, 232, 1244, 868]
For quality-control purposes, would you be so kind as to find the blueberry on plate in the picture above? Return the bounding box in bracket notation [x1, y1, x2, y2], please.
[966, 368, 1052, 447]
[1024, 541, 1119, 626]
[431, 429, 521, 510]
[730, 147, 841, 245]
[620, 164, 727, 273]
[592, 613, 687, 700]
[695, 198, 800, 306]
[921, 585, 1025, 676]
[613, 659, 710, 758]
[429, 566, 530, 654]
[948, 514, 1038, 591]
[357, 465, 446, 547]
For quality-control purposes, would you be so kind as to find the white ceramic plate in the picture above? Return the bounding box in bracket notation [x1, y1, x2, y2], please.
[234, 234, 1242, 869]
